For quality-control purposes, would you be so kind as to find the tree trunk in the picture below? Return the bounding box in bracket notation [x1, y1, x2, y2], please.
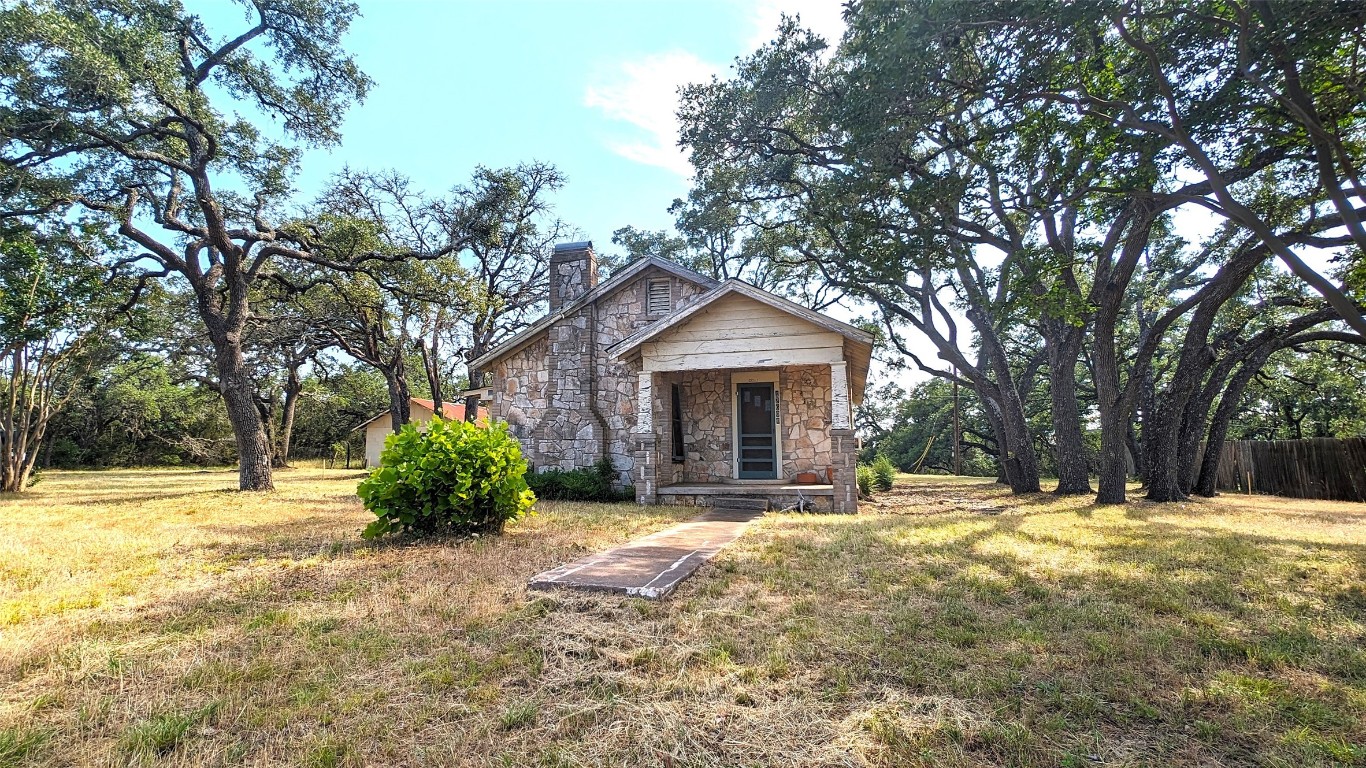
[1093, 326, 1129, 504]
[971, 321, 1041, 494]
[276, 365, 302, 468]
[981, 384, 1039, 494]
[1144, 362, 1209, 502]
[464, 368, 484, 424]
[216, 351, 275, 491]
[419, 336, 444, 417]
[1145, 251, 1269, 502]
[1092, 258, 1137, 504]
[1176, 394, 1213, 495]
[385, 368, 412, 432]
[202, 304, 274, 491]
[998, 397, 1041, 493]
[1176, 350, 1245, 494]
[1194, 350, 1275, 497]
[1045, 325, 1092, 494]
[1126, 424, 1144, 480]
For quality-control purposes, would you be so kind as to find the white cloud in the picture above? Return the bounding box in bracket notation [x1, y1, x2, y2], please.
[745, 0, 848, 52]
[583, 51, 720, 179]
[584, 1, 848, 178]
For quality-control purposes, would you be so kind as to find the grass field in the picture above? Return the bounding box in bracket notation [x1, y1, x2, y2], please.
[1, 469, 1363, 767]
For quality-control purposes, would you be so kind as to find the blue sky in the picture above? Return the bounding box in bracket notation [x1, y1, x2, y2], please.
[229, 0, 846, 255]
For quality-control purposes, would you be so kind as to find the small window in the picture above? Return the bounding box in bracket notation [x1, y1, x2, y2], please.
[671, 383, 685, 463]
[647, 278, 672, 315]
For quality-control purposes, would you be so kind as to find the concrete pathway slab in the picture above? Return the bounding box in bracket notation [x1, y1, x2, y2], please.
[529, 507, 762, 599]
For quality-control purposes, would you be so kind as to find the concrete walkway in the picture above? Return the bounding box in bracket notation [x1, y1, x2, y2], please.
[529, 507, 762, 599]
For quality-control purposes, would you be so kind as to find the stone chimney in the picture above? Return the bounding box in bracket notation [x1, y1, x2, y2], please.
[549, 241, 598, 312]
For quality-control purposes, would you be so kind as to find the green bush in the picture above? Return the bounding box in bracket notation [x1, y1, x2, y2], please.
[357, 419, 535, 540]
[872, 454, 897, 492]
[526, 458, 632, 502]
[856, 464, 875, 497]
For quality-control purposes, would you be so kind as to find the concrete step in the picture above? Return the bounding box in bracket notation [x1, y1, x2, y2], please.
[712, 496, 769, 512]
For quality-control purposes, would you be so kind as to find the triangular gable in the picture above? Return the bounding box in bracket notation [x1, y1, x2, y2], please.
[468, 256, 717, 371]
[608, 280, 874, 403]
[608, 279, 873, 358]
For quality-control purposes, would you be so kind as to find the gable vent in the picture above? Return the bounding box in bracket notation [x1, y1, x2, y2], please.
[647, 278, 672, 314]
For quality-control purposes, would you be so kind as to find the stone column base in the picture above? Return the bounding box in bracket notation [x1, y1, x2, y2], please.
[635, 434, 658, 505]
[830, 428, 858, 514]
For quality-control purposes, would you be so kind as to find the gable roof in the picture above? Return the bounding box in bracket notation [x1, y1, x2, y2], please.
[608, 279, 876, 403]
[607, 279, 874, 357]
[468, 256, 718, 371]
[352, 398, 487, 432]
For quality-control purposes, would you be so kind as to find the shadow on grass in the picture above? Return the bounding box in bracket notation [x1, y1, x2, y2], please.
[3, 475, 1363, 767]
[734, 482, 1366, 766]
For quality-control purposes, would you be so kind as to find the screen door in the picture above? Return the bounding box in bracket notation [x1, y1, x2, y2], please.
[736, 382, 777, 479]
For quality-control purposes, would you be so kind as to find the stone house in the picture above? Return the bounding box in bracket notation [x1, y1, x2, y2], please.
[469, 241, 873, 512]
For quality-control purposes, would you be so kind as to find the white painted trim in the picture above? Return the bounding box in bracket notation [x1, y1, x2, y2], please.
[730, 370, 781, 480]
[641, 345, 844, 372]
[732, 370, 780, 384]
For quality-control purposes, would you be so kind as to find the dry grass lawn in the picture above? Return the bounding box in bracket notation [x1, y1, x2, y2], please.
[1, 469, 1363, 767]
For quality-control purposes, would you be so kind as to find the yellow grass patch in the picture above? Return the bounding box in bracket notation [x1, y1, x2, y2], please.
[1, 469, 1363, 766]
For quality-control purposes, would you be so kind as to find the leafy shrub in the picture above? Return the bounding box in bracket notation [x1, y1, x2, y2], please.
[357, 419, 535, 540]
[856, 464, 875, 497]
[526, 458, 632, 502]
[872, 454, 897, 492]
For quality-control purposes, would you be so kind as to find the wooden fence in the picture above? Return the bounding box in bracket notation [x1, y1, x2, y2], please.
[1215, 438, 1366, 502]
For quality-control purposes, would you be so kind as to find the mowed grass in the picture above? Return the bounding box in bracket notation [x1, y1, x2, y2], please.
[0, 470, 1363, 766]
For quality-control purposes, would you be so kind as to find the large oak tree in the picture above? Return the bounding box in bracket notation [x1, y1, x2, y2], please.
[0, 0, 441, 490]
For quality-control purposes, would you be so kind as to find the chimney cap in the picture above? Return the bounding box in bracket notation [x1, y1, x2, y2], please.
[552, 240, 594, 254]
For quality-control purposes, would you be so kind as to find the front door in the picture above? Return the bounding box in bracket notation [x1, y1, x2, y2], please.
[736, 382, 778, 479]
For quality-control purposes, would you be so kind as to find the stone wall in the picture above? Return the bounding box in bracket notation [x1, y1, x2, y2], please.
[492, 336, 549, 446]
[677, 370, 731, 482]
[658, 490, 833, 513]
[491, 267, 710, 486]
[781, 365, 835, 477]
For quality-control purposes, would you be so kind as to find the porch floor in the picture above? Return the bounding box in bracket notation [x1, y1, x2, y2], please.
[659, 482, 834, 496]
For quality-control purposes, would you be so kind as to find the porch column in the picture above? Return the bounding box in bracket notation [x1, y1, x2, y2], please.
[829, 361, 857, 513]
[830, 361, 851, 430]
[634, 370, 658, 505]
[830, 428, 858, 513]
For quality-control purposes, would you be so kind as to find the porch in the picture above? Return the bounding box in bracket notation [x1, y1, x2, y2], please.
[608, 280, 873, 514]
[632, 364, 861, 512]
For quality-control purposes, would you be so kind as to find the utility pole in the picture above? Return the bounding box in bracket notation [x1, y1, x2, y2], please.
[952, 367, 961, 476]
